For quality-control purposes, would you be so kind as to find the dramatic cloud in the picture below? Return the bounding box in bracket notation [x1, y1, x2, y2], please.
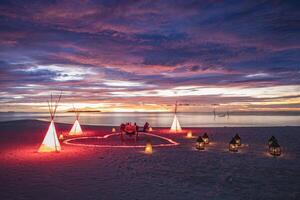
[0, 0, 299, 112]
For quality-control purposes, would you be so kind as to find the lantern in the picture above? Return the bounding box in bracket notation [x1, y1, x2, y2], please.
[229, 138, 238, 152]
[112, 128, 116, 133]
[186, 131, 193, 138]
[145, 140, 153, 154]
[196, 136, 205, 150]
[202, 133, 209, 144]
[268, 136, 277, 146]
[234, 134, 241, 146]
[269, 141, 281, 156]
[149, 126, 153, 132]
[59, 133, 64, 140]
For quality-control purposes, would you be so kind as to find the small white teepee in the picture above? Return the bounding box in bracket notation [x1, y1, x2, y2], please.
[170, 114, 182, 132]
[170, 101, 182, 133]
[38, 93, 62, 153]
[68, 107, 83, 135]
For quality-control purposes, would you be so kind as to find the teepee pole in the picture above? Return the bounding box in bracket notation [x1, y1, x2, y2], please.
[50, 93, 53, 116]
[175, 101, 178, 132]
[47, 101, 52, 120]
[53, 91, 62, 119]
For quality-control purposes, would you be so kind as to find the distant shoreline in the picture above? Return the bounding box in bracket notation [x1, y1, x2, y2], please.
[67, 110, 101, 113]
[0, 111, 299, 116]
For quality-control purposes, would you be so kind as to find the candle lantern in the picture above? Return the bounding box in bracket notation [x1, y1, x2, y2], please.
[186, 131, 193, 138]
[112, 128, 116, 133]
[234, 134, 241, 146]
[196, 136, 205, 150]
[229, 138, 238, 152]
[149, 126, 153, 132]
[269, 140, 281, 156]
[145, 139, 153, 154]
[202, 133, 209, 144]
[59, 133, 64, 140]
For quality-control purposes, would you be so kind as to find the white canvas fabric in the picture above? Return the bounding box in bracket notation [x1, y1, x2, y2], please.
[69, 120, 83, 135]
[170, 115, 182, 132]
[38, 120, 61, 152]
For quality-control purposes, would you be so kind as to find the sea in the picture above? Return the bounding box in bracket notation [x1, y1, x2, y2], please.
[0, 112, 299, 127]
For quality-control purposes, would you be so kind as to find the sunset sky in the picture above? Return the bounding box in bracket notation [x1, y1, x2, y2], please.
[0, 0, 299, 112]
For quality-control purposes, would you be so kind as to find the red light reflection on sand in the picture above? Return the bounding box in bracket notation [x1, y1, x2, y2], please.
[63, 132, 179, 148]
[2, 145, 89, 163]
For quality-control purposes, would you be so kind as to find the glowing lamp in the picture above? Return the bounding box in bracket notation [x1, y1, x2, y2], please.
[145, 140, 153, 154]
[59, 133, 64, 140]
[269, 140, 281, 156]
[233, 134, 241, 146]
[229, 138, 238, 152]
[202, 132, 209, 144]
[186, 131, 193, 138]
[112, 128, 116, 133]
[268, 136, 277, 146]
[196, 136, 205, 150]
[149, 126, 153, 132]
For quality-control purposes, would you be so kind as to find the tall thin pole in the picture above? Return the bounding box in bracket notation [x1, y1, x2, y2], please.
[175, 101, 178, 132]
[47, 101, 52, 120]
[53, 91, 62, 119]
[213, 107, 216, 121]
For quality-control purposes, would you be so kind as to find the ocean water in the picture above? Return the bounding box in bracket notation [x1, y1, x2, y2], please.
[0, 112, 299, 127]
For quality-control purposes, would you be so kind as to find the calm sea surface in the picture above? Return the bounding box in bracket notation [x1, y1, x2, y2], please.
[0, 112, 299, 127]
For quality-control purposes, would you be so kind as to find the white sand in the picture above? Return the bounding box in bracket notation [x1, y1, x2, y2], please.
[0, 120, 299, 200]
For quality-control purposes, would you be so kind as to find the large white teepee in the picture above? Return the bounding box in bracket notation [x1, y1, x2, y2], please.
[38, 93, 62, 153]
[170, 101, 182, 133]
[68, 108, 83, 135]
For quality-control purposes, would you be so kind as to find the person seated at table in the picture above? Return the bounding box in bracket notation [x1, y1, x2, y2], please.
[143, 122, 150, 132]
[120, 123, 125, 133]
[134, 123, 139, 133]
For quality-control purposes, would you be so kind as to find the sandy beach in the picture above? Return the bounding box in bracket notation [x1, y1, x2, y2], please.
[0, 120, 299, 200]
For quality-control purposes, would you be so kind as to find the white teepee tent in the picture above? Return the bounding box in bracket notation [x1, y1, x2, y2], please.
[38, 93, 62, 153]
[170, 114, 182, 132]
[170, 101, 182, 133]
[68, 107, 83, 135]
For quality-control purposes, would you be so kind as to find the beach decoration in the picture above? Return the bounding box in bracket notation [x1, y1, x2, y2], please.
[170, 101, 182, 133]
[196, 136, 205, 150]
[149, 126, 153, 132]
[234, 134, 241, 146]
[268, 136, 277, 146]
[59, 133, 64, 140]
[269, 140, 281, 157]
[112, 128, 116, 133]
[186, 130, 193, 138]
[229, 138, 238, 152]
[68, 106, 83, 136]
[145, 139, 153, 154]
[38, 93, 62, 153]
[202, 132, 209, 144]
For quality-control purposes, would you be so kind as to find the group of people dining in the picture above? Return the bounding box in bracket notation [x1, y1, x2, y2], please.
[120, 122, 151, 135]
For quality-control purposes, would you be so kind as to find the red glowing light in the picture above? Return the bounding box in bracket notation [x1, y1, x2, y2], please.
[63, 132, 179, 148]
